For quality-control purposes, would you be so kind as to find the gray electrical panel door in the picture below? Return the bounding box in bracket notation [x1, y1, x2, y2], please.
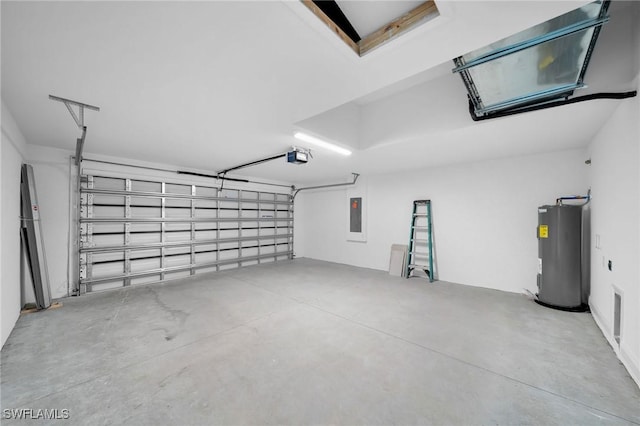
[537, 205, 582, 308]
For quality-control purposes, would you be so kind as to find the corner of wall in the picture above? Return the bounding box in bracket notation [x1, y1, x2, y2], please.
[587, 78, 640, 388]
[591, 297, 640, 387]
[1, 100, 29, 348]
[293, 192, 306, 259]
[1, 100, 28, 157]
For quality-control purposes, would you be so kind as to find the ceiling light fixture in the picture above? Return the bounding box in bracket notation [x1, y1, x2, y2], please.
[293, 132, 352, 156]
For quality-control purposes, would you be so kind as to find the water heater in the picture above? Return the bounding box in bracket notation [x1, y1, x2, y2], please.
[537, 204, 587, 311]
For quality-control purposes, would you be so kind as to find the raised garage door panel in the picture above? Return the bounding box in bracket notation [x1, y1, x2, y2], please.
[79, 174, 293, 293]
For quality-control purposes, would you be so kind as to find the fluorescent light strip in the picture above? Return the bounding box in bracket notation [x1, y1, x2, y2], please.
[294, 132, 352, 156]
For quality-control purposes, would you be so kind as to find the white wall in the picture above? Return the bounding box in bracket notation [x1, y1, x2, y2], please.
[1, 101, 28, 348]
[587, 88, 640, 385]
[297, 148, 588, 294]
[586, 1, 640, 386]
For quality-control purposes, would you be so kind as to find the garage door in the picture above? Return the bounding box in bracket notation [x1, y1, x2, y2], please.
[79, 173, 293, 293]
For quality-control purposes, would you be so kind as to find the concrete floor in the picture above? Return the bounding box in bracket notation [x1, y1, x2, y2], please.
[1, 259, 639, 425]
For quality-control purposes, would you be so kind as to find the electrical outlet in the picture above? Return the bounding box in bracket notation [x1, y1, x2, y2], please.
[595, 234, 601, 249]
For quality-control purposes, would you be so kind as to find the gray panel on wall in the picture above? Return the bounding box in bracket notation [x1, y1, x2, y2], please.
[350, 197, 362, 233]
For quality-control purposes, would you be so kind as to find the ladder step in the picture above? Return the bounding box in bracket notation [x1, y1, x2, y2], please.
[411, 238, 428, 243]
[407, 263, 429, 269]
[412, 226, 429, 230]
[413, 214, 428, 217]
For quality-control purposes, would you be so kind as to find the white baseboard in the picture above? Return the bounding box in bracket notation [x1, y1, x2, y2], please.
[620, 345, 640, 389]
[589, 300, 610, 339]
[590, 300, 640, 389]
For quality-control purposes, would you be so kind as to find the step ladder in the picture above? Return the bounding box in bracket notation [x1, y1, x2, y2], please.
[406, 200, 435, 282]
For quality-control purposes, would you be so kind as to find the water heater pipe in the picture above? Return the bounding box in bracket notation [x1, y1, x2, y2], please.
[556, 190, 591, 206]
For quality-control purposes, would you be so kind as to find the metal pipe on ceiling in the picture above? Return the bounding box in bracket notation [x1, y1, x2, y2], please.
[467, 91, 637, 121]
[293, 173, 360, 200]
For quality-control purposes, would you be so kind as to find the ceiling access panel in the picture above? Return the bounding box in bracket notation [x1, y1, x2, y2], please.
[453, 0, 610, 117]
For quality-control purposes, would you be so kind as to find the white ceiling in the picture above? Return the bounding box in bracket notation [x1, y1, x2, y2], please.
[2, 1, 636, 186]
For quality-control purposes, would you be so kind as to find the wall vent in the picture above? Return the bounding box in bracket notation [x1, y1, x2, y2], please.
[613, 291, 621, 345]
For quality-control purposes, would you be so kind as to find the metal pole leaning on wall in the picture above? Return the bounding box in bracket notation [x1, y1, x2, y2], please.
[292, 173, 360, 200]
[21, 164, 52, 309]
